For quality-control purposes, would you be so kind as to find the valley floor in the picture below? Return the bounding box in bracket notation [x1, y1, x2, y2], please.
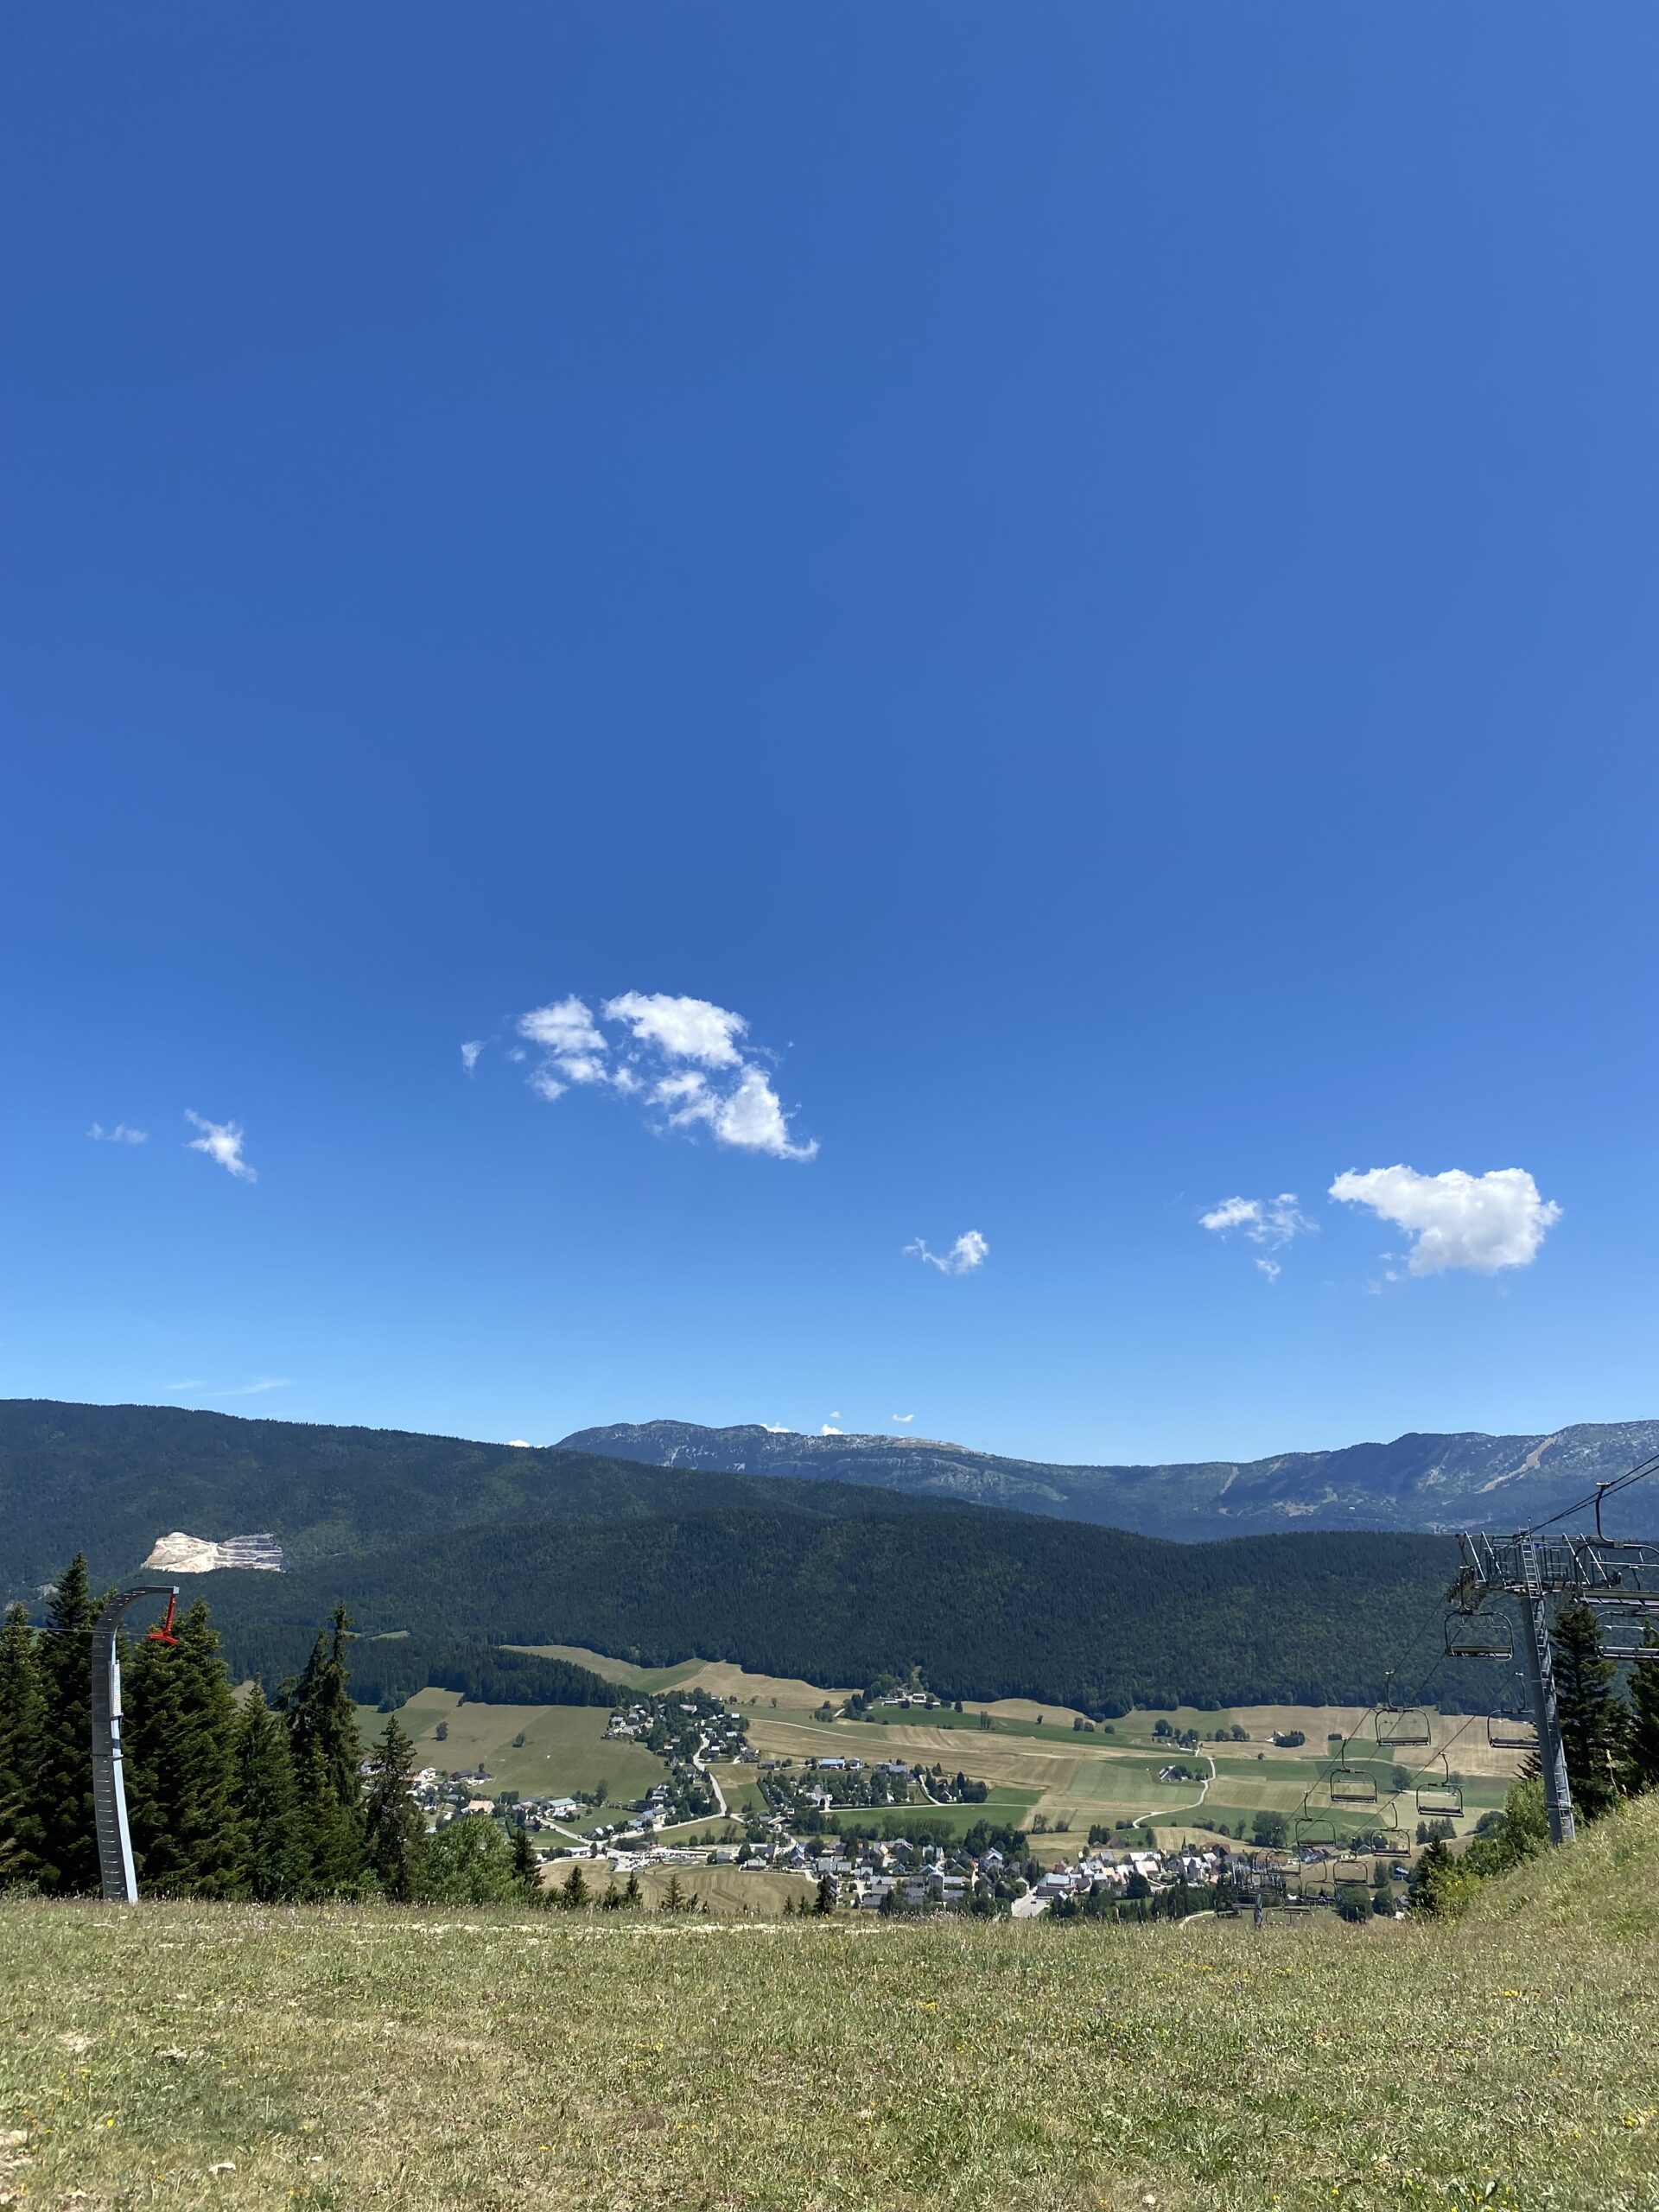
[3, 1797, 1658, 2212]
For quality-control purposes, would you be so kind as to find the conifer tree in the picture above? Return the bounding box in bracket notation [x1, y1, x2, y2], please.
[0, 1605, 44, 1886]
[363, 1713, 426, 1902]
[1407, 1834, 1454, 1914]
[509, 1823, 543, 1904]
[30, 1557, 103, 1893]
[126, 1601, 240, 1897]
[231, 1681, 308, 1902]
[283, 1605, 366, 1892]
[1624, 1631, 1659, 1796]
[1552, 1603, 1627, 1821]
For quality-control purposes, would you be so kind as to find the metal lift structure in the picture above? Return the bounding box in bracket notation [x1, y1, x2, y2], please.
[1449, 1529, 1659, 1847]
[90, 1586, 180, 1903]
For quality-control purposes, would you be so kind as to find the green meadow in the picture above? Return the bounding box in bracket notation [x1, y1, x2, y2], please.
[3, 1792, 1656, 2210]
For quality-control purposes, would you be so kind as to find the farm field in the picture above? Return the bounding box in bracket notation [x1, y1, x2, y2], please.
[2, 1793, 1655, 2212]
[374, 1641, 1525, 1848]
[545, 1860, 817, 1916]
[388, 1690, 671, 1803]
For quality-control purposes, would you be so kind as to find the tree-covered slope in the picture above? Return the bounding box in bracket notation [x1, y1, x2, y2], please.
[200, 1506, 1475, 1715]
[560, 1415, 1659, 1538]
[0, 1399, 918, 1601]
[3, 1399, 1503, 1712]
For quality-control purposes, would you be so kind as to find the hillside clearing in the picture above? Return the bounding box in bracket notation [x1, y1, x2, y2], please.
[3, 1797, 1656, 2210]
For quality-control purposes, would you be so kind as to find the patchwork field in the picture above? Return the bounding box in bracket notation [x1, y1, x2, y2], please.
[2, 1794, 1655, 2212]
[387, 1690, 670, 1804]
[372, 1648, 1524, 1852]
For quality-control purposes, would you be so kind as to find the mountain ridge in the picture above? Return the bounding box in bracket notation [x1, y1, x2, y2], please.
[555, 1416, 1659, 1539]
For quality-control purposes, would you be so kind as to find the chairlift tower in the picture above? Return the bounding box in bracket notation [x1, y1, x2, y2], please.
[1452, 1532, 1659, 1847]
[90, 1585, 179, 1903]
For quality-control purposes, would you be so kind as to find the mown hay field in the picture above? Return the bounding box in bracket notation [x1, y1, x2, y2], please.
[387, 1691, 670, 1804]
[3, 1796, 1656, 2212]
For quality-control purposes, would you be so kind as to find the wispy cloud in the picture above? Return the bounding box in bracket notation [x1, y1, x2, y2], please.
[184, 1111, 257, 1182]
[892, 1413, 915, 1424]
[906, 1230, 988, 1277]
[490, 988, 817, 1161]
[461, 1040, 484, 1074]
[165, 1376, 289, 1399]
[1330, 1164, 1560, 1275]
[88, 1122, 148, 1145]
[1255, 1257, 1281, 1282]
[1199, 1193, 1312, 1249]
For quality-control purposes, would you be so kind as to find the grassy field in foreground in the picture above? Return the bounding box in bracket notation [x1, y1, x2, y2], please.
[3, 1796, 1656, 2212]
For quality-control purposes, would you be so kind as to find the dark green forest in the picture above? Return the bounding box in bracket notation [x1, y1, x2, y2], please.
[3, 1399, 1510, 1712]
[0, 1565, 613, 1907]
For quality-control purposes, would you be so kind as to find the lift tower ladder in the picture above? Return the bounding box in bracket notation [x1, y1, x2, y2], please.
[90, 1585, 178, 1903]
[1452, 1532, 1659, 1848]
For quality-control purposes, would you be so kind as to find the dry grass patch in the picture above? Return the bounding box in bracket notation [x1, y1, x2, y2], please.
[3, 1798, 1656, 2210]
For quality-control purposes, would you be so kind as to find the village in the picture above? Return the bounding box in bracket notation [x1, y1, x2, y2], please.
[391, 1683, 1413, 1918]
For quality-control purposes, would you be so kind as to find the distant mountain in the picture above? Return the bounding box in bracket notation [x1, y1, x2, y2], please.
[0, 1399, 1503, 1713]
[556, 1417, 1659, 1540]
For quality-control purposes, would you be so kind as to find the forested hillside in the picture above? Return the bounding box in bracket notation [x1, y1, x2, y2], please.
[3, 1400, 1509, 1713]
[561, 1416, 1659, 1539]
[205, 1512, 1481, 1715]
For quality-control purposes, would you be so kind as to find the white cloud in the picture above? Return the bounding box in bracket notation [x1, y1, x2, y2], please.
[89, 1122, 148, 1144]
[1329, 1164, 1561, 1275]
[761, 1422, 792, 1433]
[1255, 1257, 1281, 1282]
[184, 1111, 256, 1182]
[1199, 1193, 1312, 1249]
[821, 1423, 843, 1435]
[712, 1067, 818, 1160]
[501, 988, 817, 1162]
[505, 1439, 533, 1448]
[892, 1413, 914, 1424]
[906, 1230, 989, 1277]
[460, 1040, 484, 1074]
[519, 996, 606, 1056]
[604, 991, 747, 1066]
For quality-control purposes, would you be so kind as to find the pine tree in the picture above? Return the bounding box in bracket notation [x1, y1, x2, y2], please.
[1624, 1632, 1659, 1796]
[363, 1713, 426, 1902]
[31, 1557, 103, 1893]
[562, 1861, 589, 1910]
[1552, 1603, 1627, 1821]
[0, 1605, 44, 1886]
[282, 1606, 367, 1893]
[231, 1681, 308, 1902]
[509, 1824, 543, 1904]
[1407, 1835, 1454, 1915]
[126, 1601, 240, 1897]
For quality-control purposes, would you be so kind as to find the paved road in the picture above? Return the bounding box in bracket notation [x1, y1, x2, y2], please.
[693, 1741, 728, 1819]
[1131, 1752, 1217, 1834]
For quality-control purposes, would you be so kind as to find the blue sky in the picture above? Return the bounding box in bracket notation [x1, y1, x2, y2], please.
[5, 5, 1658, 1465]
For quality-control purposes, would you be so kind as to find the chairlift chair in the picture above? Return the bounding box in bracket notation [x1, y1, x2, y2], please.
[1332, 1852, 1370, 1885]
[1487, 1709, 1537, 1751]
[1328, 1761, 1379, 1808]
[1414, 1754, 1464, 1820]
[1375, 1703, 1432, 1747]
[1444, 1607, 1514, 1662]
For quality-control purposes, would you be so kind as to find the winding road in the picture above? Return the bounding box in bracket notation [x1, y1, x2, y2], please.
[1131, 1752, 1217, 1834]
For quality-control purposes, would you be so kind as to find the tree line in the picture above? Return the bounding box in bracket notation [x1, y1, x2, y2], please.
[0, 1557, 546, 1905]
